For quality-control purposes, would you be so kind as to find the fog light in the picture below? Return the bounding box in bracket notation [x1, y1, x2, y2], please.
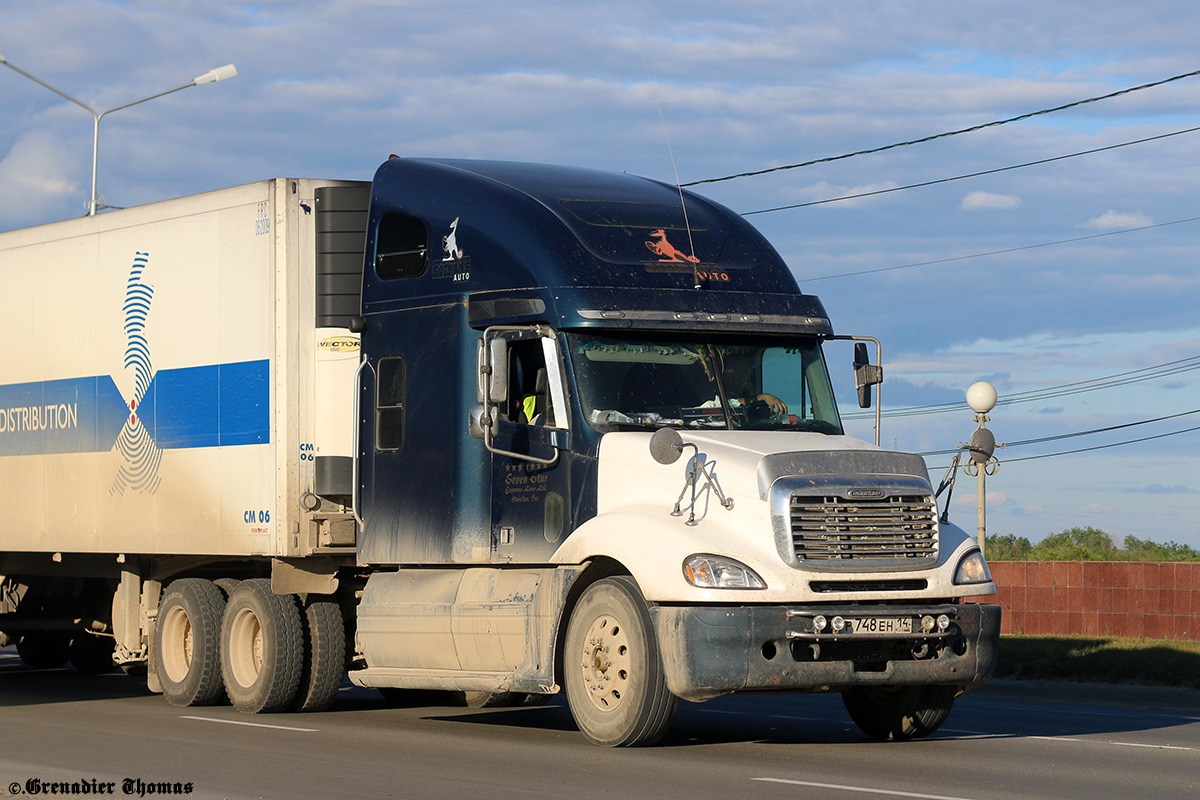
[921, 615, 935, 632]
[813, 615, 827, 632]
[832, 616, 846, 633]
[937, 614, 951, 631]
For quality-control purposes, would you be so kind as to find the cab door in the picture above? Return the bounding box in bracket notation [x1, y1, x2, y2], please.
[477, 327, 577, 562]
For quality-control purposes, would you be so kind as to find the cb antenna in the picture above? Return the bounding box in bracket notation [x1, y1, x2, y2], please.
[646, 70, 701, 289]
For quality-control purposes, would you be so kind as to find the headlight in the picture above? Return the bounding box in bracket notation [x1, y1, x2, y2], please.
[683, 554, 766, 589]
[954, 550, 992, 585]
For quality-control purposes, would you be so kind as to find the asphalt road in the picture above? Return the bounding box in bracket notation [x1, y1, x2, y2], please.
[1, 645, 1197, 800]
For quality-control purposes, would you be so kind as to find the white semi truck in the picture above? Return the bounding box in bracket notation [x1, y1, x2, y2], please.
[0, 158, 999, 746]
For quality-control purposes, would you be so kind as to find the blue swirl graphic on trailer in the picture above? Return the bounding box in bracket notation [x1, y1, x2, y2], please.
[0, 251, 271, 486]
[112, 253, 162, 495]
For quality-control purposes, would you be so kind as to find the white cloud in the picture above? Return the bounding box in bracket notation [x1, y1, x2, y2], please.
[952, 491, 1008, 510]
[1084, 210, 1154, 230]
[0, 133, 81, 226]
[960, 191, 1021, 210]
[5, 0, 1200, 547]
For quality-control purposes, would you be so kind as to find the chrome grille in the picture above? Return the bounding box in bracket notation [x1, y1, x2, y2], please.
[790, 493, 937, 565]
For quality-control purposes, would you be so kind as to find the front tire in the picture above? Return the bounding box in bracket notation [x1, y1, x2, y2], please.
[220, 579, 302, 713]
[563, 576, 678, 747]
[155, 579, 226, 706]
[841, 684, 958, 740]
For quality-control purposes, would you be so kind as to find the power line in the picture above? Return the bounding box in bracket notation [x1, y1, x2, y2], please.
[999, 424, 1200, 464]
[742, 124, 1200, 216]
[844, 355, 1200, 420]
[924, 422, 1200, 470]
[684, 67, 1200, 187]
[919, 407, 1200, 456]
[803, 214, 1200, 284]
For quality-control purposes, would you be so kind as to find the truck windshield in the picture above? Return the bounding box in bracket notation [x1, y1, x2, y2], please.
[567, 332, 843, 433]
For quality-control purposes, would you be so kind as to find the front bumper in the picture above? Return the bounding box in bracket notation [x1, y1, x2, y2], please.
[650, 602, 1001, 702]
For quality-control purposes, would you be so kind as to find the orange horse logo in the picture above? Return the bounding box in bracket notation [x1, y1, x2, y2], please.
[645, 229, 699, 263]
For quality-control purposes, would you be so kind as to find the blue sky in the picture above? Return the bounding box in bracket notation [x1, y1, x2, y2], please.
[3, 1, 1198, 546]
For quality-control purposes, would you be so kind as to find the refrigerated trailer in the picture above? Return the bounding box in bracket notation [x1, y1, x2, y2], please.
[0, 158, 1000, 746]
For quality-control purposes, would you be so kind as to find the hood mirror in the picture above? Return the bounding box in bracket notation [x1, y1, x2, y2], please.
[649, 428, 684, 465]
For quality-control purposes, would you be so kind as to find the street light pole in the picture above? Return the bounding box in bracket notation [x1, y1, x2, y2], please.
[964, 382, 1000, 557]
[0, 55, 237, 215]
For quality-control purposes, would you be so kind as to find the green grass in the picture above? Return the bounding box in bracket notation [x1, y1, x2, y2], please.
[997, 635, 1200, 689]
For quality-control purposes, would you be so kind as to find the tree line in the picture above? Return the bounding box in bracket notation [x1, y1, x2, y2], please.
[985, 526, 1200, 561]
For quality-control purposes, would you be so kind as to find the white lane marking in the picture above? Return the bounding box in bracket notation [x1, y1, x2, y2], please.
[702, 712, 1196, 751]
[945, 727, 1195, 751]
[181, 715, 318, 732]
[1029, 735, 1196, 752]
[753, 777, 977, 800]
[975, 700, 1200, 723]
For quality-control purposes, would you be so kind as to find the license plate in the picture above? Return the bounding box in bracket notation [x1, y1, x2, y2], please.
[844, 617, 912, 635]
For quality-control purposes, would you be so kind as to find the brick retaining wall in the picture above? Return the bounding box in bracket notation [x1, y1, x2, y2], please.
[983, 561, 1199, 640]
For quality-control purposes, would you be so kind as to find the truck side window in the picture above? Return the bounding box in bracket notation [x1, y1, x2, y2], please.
[507, 340, 553, 427]
[375, 213, 428, 280]
[376, 356, 405, 450]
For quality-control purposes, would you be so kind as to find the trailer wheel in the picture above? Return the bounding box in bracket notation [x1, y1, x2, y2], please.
[69, 634, 116, 673]
[563, 576, 678, 747]
[291, 598, 345, 712]
[213, 578, 241, 600]
[220, 579, 302, 713]
[16, 631, 71, 670]
[841, 685, 958, 740]
[156, 579, 226, 706]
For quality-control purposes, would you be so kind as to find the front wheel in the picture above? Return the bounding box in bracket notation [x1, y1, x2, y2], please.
[841, 684, 958, 740]
[563, 576, 678, 747]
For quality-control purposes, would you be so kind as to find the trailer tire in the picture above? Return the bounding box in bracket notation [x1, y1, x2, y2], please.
[221, 579, 302, 713]
[16, 631, 71, 670]
[563, 576, 678, 747]
[69, 634, 116, 673]
[291, 598, 345, 712]
[156, 579, 226, 706]
[213, 578, 241, 600]
[841, 684, 958, 741]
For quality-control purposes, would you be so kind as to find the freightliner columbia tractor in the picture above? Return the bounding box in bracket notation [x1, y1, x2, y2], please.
[0, 157, 1000, 746]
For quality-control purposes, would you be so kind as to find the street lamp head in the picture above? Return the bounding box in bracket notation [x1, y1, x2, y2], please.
[193, 64, 238, 85]
[966, 381, 998, 414]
